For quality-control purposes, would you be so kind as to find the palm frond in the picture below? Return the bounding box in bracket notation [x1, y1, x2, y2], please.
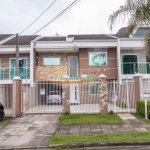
[143, 32, 150, 56]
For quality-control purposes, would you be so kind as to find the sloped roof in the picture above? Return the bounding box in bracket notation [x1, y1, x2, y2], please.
[37, 36, 66, 41]
[68, 34, 114, 40]
[0, 34, 13, 41]
[2, 35, 39, 45]
[115, 27, 130, 38]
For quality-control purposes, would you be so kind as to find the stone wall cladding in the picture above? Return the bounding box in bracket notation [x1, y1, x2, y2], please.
[36, 53, 79, 81]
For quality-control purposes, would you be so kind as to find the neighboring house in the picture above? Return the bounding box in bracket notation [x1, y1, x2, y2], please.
[0, 35, 40, 84]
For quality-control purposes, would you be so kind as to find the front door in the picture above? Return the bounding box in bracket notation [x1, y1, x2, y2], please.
[70, 84, 79, 104]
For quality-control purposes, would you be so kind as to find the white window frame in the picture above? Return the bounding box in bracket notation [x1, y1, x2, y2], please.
[9, 57, 28, 79]
[89, 82, 99, 95]
[43, 57, 60, 66]
[68, 56, 78, 78]
[121, 53, 139, 75]
[89, 52, 107, 66]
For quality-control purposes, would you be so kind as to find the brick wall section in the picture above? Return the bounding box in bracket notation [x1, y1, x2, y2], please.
[36, 53, 79, 81]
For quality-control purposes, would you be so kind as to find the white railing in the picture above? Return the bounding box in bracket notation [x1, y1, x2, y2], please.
[0, 67, 30, 80]
[107, 80, 136, 113]
[0, 84, 12, 115]
[121, 62, 150, 74]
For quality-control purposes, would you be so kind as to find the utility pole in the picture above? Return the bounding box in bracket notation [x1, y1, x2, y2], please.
[16, 33, 19, 76]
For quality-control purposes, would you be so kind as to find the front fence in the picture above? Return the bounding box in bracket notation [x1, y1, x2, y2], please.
[107, 80, 136, 113]
[22, 82, 63, 114]
[0, 84, 12, 115]
[70, 81, 100, 114]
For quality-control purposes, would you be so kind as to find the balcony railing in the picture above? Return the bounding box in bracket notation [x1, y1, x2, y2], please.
[0, 67, 30, 80]
[121, 62, 150, 74]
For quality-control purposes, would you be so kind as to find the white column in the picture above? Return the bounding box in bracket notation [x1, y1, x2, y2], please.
[30, 41, 34, 87]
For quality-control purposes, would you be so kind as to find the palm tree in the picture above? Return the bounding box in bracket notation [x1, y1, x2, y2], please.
[108, 0, 150, 55]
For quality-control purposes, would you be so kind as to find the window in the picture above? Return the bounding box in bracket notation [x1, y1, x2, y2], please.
[43, 58, 60, 66]
[10, 58, 27, 79]
[89, 52, 107, 66]
[122, 55, 138, 74]
[90, 83, 99, 95]
[134, 27, 150, 37]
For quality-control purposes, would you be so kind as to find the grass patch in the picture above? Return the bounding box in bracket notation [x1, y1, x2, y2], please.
[50, 132, 150, 145]
[0, 119, 10, 127]
[132, 113, 150, 122]
[59, 114, 124, 125]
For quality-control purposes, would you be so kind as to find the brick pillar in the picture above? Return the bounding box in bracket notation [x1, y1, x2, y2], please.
[12, 76, 22, 118]
[133, 73, 143, 113]
[62, 83, 70, 113]
[99, 74, 108, 114]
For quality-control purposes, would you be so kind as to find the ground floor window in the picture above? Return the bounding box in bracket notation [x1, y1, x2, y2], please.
[90, 83, 99, 95]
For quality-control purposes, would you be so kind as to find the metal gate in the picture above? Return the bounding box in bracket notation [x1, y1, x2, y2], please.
[0, 84, 12, 115]
[70, 81, 100, 114]
[22, 82, 63, 114]
[107, 80, 136, 113]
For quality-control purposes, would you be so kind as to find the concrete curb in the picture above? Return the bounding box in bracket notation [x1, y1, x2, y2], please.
[49, 142, 150, 149]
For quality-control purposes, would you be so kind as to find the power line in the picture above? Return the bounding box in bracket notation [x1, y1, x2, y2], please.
[33, 0, 81, 35]
[19, 0, 56, 35]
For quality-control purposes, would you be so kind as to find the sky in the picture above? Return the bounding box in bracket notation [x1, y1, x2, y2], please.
[0, 0, 127, 36]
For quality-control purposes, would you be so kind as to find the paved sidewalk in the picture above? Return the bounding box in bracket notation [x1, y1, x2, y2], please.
[56, 114, 150, 135]
[0, 114, 60, 148]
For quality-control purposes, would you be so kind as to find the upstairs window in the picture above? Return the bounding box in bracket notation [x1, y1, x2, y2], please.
[43, 57, 60, 66]
[89, 52, 107, 66]
[134, 27, 150, 37]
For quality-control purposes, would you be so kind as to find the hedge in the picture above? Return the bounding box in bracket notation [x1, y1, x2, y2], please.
[137, 100, 150, 117]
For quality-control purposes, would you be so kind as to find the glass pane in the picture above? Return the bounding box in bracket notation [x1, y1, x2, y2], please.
[90, 83, 98, 94]
[122, 55, 138, 74]
[44, 58, 60, 65]
[70, 57, 77, 78]
[19, 59, 27, 79]
[134, 27, 150, 37]
[89, 53, 106, 66]
[10, 59, 16, 79]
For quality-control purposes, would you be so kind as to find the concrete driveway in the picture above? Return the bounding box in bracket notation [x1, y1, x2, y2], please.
[0, 114, 60, 148]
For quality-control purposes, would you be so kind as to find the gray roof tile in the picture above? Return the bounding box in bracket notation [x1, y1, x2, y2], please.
[2, 35, 39, 45]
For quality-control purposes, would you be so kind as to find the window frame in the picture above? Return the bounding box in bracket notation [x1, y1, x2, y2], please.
[121, 53, 139, 75]
[89, 52, 107, 66]
[43, 57, 61, 66]
[89, 82, 99, 95]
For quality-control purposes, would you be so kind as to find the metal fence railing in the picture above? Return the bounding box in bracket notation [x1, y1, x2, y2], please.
[70, 81, 100, 114]
[22, 82, 63, 114]
[107, 80, 136, 113]
[0, 84, 12, 115]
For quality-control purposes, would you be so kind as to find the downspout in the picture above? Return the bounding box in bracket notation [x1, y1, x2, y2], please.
[105, 34, 122, 84]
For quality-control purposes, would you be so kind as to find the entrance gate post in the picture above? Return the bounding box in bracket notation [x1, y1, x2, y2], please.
[12, 76, 22, 118]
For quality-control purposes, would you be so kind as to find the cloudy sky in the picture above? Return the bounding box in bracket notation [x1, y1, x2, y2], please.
[0, 0, 127, 36]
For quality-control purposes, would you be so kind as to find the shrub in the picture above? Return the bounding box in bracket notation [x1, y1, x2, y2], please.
[137, 100, 150, 117]
[63, 110, 70, 116]
[109, 110, 114, 115]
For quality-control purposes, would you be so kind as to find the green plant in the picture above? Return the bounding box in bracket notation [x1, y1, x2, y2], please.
[116, 101, 127, 108]
[137, 100, 150, 117]
[63, 110, 70, 116]
[109, 110, 114, 115]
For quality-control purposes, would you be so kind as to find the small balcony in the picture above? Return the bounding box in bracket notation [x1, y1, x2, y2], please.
[0, 67, 30, 80]
[121, 62, 150, 75]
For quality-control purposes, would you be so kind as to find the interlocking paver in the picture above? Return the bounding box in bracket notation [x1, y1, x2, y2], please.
[0, 114, 60, 148]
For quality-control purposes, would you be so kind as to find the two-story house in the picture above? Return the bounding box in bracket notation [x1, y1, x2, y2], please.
[0, 27, 150, 114]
